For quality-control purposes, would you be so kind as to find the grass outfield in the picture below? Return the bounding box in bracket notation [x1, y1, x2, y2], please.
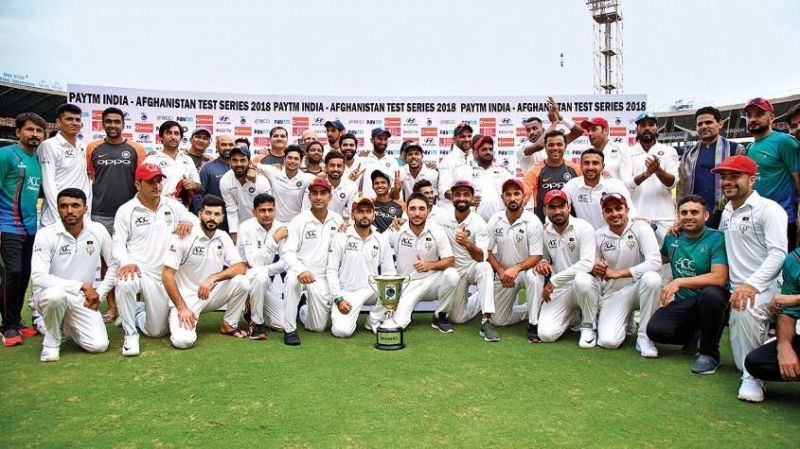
[1, 310, 799, 449]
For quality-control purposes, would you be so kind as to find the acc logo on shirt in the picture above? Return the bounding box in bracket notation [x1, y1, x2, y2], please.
[134, 216, 150, 227]
[192, 246, 205, 256]
[400, 237, 414, 247]
[305, 230, 318, 239]
[58, 244, 72, 255]
[346, 241, 359, 251]
[602, 241, 616, 252]
[546, 238, 559, 249]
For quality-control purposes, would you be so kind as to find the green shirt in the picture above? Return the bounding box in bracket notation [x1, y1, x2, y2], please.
[779, 248, 800, 319]
[0, 144, 42, 236]
[749, 131, 799, 222]
[662, 228, 727, 301]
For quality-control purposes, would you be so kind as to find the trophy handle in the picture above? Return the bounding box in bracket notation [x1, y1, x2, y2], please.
[401, 275, 410, 292]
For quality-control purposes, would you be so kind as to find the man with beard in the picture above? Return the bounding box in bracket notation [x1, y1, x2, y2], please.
[237, 194, 288, 340]
[619, 112, 679, 243]
[38, 103, 93, 227]
[438, 123, 473, 209]
[1, 113, 46, 346]
[198, 135, 235, 220]
[743, 98, 800, 250]
[580, 117, 628, 179]
[400, 143, 438, 202]
[522, 130, 581, 222]
[486, 179, 544, 338]
[144, 121, 200, 202]
[220, 146, 272, 243]
[371, 170, 404, 233]
[591, 193, 662, 357]
[253, 126, 288, 166]
[357, 128, 400, 199]
[281, 178, 343, 345]
[259, 145, 317, 223]
[786, 104, 800, 141]
[163, 195, 250, 349]
[328, 197, 397, 337]
[562, 149, 635, 230]
[324, 119, 345, 152]
[31, 188, 114, 361]
[710, 156, 787, 402]
[114, 164, 196, 356]
[469, 136, 514, 222]
[413, 179, 447, 221]
[306, 151, 357, 220]
[340, 133, 363, 181]
[302, 140, 324, 175]
[646, 195, 729, 374]
[185, 128, 212, 170]
[677, 107, 745, 228]
[516, 99, 583, 174]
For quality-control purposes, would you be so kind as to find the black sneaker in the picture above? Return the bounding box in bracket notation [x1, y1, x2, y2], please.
[527, 323, 541, 343]
[283, 331, 301, 346]
[249, 323, 267, 341]
[431, 312, 454, 334]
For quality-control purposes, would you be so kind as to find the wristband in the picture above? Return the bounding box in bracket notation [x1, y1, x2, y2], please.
[334, 296, 343, 305]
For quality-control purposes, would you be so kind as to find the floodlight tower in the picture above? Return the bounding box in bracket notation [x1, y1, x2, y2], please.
[586, 0, 623, 94]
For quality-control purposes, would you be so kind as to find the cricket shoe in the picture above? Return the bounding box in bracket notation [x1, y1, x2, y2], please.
[479, 320, 500, 342]
[578, 325, 597, 348]
[431, 313, 454, 334]
[691, 355, 720, 375]
[40, 346, 60, 362]
[527, 323, 541, 343]
[636, 336, 658, 358]
[122, 333, 140, 357]
[2, 328, 22, 347]
[737, 377, 765, 403]
[284, 331, 301, 346]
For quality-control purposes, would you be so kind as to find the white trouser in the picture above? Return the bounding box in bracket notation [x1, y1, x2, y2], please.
[247, 267, 285, 330]
[445, 261, 495, 324]
[116, 273, 171, 338]
[597, 271, 661, 349]
[393, 269, 459, 329]
[730, 287, 778, 378]
[331, 287, 382, 338]
[492, 270, 537, 326]
[538, 272, 600, 342]
[33, 287, 109, 353]
[283, 271, 330, 333]
[169, 274, 249, 349]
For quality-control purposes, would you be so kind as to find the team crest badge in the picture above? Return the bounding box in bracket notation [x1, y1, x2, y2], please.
[86, 240, 95, 255]
[217, 245, 223, 258]
[164, 211, 173, 225]
[568, 237, 576, 251]
[626, 234, 636, 249]
[739, 216, 751, 233]
[425, 242, 433, 250]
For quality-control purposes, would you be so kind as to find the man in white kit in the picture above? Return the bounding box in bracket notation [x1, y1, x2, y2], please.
[328, 196, 397, 337]
[144, 121, 200, 202]
[580, 117, 628, 179]
[400, 143, 438, 201]
[31, 188, 115, 362]
[114, 164, 196, 356]
[303, 150, 358, 220]
[162, 195, 250, 349]
[258, 144, 317, 223]
[469, 136, 514, 222]
[220, 145, 271, 243]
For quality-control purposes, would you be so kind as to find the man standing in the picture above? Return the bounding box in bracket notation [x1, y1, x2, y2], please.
[786, 104, 800, 141]
[468, 136, 514, 222]
[580, 117, 628, 179]
[438, 123, 473, 208]
[144, 121, 200, 202]
[340, 133, 363, 181]
[400, 143, 438, 201]
[371, 170, 404, 233]
[413, 179, 447, 221]
[254, 126, 288, 166]
[517, 99, 583, 174]
[38, 103, 92, 227]
[328, 197, 397, 337]
[185, 128, 212, 170]
[320, 151, 358, 220]
[302, 141, 324, 175]
[220, 146, 271, 242]
[358, 128, 400, 199]
[198, 135, 235, 204]
[677, 107, 745, 228]
[743, 97, 800, 250]
[324, 119, 346, 152]
[259, 144, 316, 223]
[1, 113, 45, 346]
[647, 195, 729, 374]
[522, 130, 581, 221]
[31, 188, 114, 361]
[163, 195, 250, 349]
[281, 178, 343, 345]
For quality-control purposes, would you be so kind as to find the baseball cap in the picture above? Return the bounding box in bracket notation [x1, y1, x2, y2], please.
[402, 141, 423, 154]
[451, 179, 474, 193]
[501, 178, 524, 192]
[710, 155, 757, 176]
[453, 122, 474, 136]
[473, 135, 494, 151]
[580, 117, 609, 130]
[351, 195, 375, 213]
[191, 128, 211, 138]
[308, 177, 332, 192]
[370, 169, 390, 183]
[135, 163, 165, 182]
[543, 190, 569, 206]
[600, 192, 627, 208]
[634, 112, 658, 124]
[371, 127, 391, 139]
[324, 119, 345, 131]
[743, 97, 774, 113]
[230, 146, 251, 158]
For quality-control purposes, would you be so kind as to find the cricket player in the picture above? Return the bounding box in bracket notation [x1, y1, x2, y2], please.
[281, 178, 344, 345]
[220, 145, 272, 242]
[413, 179, 447, 222]
[400, 143, 438, 201]
[163, 195, 250, 349]
[143, 121, 200, 201]
[31, 188, 114, 362]
[258, 144, 317, 223]
[328, 196, 397, 337]
[114, 164, 196, 356]
[319, 150, 358, 220]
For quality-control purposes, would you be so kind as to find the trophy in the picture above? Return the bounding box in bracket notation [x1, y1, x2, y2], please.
[368, 274, 410, 350]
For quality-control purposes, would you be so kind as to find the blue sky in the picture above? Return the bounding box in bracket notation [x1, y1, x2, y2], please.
[2, 0, 798, 110]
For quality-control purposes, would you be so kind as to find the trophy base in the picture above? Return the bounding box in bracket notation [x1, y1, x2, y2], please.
[374, 326, 405, 350]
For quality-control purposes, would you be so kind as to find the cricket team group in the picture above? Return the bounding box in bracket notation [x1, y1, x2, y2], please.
[3, 97, 800, 404]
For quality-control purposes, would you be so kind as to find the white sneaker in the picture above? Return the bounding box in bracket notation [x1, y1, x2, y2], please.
[737, 377, 765, 402]
[40, 346, 60, 362]
[579, 328, 597, 348]
[122, 334, 140, 357]
[636, 336, 658, 358]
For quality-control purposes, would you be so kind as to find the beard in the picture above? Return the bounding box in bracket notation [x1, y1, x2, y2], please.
[201, 219, 218, 232]
[637, 132, 656, 143]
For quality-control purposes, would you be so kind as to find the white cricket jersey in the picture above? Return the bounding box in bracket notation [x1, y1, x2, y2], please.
[258, 164, 316, 223]
[562, 176, 636, 230]
[163, 229, 242, 300]
[400, 165, 439, 201]
[326, 226, 397, 297]
[386, 221, 454, 279]
[303, 178, 358, 220]
[219, 171, 272, 234]
[598, 140, 629, 179]
[281, 209, 343, 276]
[434, 210, 490, 270]
[359, 152, 400, 198]
[541, 218, 596, 288]
[619, 142, 679, 222]
[486, 210, 543, 268]
[31, 220, 116, 299]
[37, 133, 92, 226]
[595, 219, 662, 295]
[236, 217, 287, 275]
[343, 158, 361, 180]
[113, 195, 197, 278]
[437, 147, 471, 204]
[516, 141, 546, 174]
[470, 164, 514, 222]
[720, 191, 787, 291]
[143, 150, 200, 199]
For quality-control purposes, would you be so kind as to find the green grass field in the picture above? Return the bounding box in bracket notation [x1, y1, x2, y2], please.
[2, 310, 799, 449]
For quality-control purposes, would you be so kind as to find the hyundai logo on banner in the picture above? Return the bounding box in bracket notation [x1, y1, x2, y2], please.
[240, 117, 247, 125]
[140, 113, 148, 121]
[314, 117, 325, 124]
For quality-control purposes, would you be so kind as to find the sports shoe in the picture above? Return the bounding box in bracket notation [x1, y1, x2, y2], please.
[249, 323, 268, 341]
[636, 336, 658, 358]
[122, 334, 140, 357]
[284, 331, 301, 346]
[19, 325, 39, 339]
[2, 328, 22, 347]
[40, 346, 60, 362]
[579, 325, 597, 348]
[479, 320, 500, 342]
[691, 354, 720, 375]
[527, 323, 541, 343]
[431, 313, 454, 334]
[737, 377, 765, 402]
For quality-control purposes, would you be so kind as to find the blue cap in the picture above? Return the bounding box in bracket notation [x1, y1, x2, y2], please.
[230, 146, 251, 158]
[324, 119, 345, 131]
[634, 112, 658, 124]
[371, 127, 391, 138]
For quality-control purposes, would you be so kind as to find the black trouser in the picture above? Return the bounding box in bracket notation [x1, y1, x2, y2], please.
[789, 221, 797, 252]
[745, 335, 800, 382]
[646, 286, 729, 359]
[0, 233, 35, 332]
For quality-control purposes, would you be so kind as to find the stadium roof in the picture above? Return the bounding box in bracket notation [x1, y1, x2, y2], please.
[0, 81, 67, 122]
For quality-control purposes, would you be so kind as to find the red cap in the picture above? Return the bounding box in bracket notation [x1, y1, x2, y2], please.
[600, 192, 627, 208]
[710, 155, 757, 176]
[451, 179, 474, 193]
[743, 97, 774, 113]
[501, 178, 524, 192]
[543, 189, 569, 205]
[472, 135, 494, 151]
[580, 117, 609, 130]
[351, 195, 374, 213]
[135, 163, 164, 182]
[308, 177, 332, 192]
